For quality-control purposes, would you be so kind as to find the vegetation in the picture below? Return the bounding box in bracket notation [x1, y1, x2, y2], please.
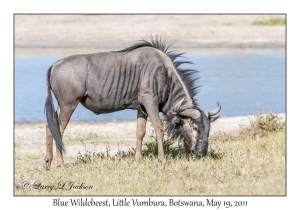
[211, 111, 285, 142]
[253, 17, 286, 26]
[14, 112, 285, 195]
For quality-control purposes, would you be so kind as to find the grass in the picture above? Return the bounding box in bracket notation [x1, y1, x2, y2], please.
[65, 133, 104, 145]
[253, 17, 286, 26]
[14, 112, 285, 195]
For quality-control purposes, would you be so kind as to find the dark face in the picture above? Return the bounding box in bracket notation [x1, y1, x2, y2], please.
[193, 112, 211, 158]
[173, 101, 220, 158]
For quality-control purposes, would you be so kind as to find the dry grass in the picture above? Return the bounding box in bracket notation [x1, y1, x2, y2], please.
[14, 113, 285, 196]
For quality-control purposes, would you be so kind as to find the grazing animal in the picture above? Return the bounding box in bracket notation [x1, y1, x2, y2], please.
[44, 37, 221, 168]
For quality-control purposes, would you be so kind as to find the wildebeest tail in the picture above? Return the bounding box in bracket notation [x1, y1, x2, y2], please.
[45, 66, 65, 154]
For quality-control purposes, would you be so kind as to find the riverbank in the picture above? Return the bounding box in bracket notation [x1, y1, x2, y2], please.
[14, 114, 285, 157]
[15, 14, 285, 52]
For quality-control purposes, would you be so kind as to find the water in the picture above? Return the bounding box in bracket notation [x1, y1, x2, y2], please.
[14, 50, 285, 121]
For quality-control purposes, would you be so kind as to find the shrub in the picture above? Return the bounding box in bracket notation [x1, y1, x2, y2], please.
[142, 138, 184, 158]
[253, 17, 285, 26]
[248, 111, 285, 136]
[211, 112, 285, 142]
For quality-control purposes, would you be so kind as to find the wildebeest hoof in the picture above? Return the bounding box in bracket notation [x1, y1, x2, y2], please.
[43, 164, 50, 170]
[44, 158, 51, 170]
[135, 154, 143, 161]
[157, 158, 166, 163]
[56, 162, 65, 168]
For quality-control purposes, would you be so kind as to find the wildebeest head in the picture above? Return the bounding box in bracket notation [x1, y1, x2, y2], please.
[167, 99, 221, 158]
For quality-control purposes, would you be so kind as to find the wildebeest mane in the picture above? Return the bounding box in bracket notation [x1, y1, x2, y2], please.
[116, 36, 202, 143]
[115, 36, 201, 105]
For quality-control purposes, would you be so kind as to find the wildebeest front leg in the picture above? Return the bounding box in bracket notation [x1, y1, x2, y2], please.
[139, 95, 165, 161]
[136, 110, 147, 160]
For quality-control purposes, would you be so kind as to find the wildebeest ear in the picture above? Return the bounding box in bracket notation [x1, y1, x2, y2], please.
[210, 116, 219, 123]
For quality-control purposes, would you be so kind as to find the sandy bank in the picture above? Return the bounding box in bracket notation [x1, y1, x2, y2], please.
[15, 14, 285, 52]
[14, 114, 285, 157]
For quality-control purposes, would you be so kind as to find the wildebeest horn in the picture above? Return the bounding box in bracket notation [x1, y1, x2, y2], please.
[179, 109, 201, 119]
[207, 102, 221, 116]
[174, 98, 201, 119]
[174, 98, 185, 113]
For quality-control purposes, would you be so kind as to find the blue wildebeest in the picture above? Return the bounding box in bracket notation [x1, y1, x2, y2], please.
[44, 37, 221, 168]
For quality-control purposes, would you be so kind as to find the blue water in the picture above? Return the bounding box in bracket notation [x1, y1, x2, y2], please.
[14, 50, 285, 121]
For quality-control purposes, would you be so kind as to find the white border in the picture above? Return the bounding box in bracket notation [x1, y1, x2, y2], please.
[3, 0, 297, 209]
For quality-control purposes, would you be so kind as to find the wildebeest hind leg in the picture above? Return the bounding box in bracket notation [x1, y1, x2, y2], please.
[45, 124, 54, 169]
[56, 102, 79, 167]
[136, 110, 147, 160]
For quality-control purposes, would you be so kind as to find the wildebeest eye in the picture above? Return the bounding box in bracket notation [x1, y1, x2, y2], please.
[191, 123, 198, 130]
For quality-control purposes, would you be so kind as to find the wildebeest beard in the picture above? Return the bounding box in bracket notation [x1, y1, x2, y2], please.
[162, 113, 196, 149]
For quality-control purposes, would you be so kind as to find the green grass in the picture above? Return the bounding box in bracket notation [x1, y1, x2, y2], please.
[253, 17, 286, 26]
[14, 112, 286, 195]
